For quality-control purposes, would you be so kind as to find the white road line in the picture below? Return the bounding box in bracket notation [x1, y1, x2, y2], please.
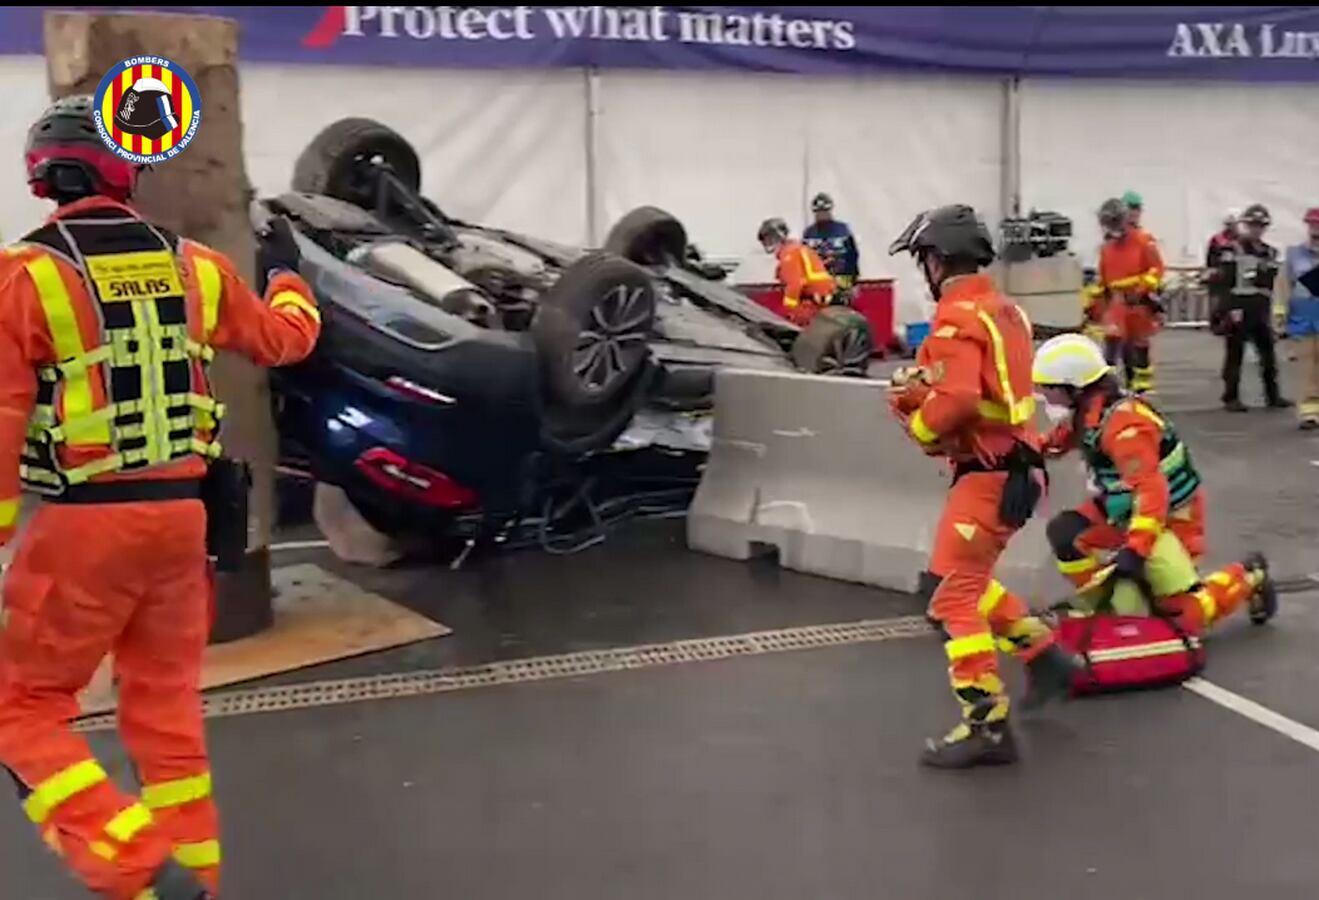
[270, 539, 331, 552]
[1183, 677, 1319, 754]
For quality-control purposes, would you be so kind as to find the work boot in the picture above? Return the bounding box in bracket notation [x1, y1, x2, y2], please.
[1224, 399, 1249, 412]
[1267, 396, 1294, 410]
[920, 720, 1018, 769]
[1301, 417, 1319, 431]
[1020, 644, 1083, 711]
[1244, 552, 1278, 626]
[149, 860, 212, 899]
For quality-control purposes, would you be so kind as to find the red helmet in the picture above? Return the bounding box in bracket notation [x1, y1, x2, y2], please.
[1305, 207, 1319, 226]
[25, 95, 138, 202]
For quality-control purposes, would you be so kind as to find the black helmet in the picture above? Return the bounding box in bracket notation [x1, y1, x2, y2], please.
[810, 192, 834, 214]
[26, 95, 138, 202]
[26, 95, 104, 154]
[757, 217, 789, 245]
[1098, 198, 1128, 231]
[1240, 203, 1271, 226]
[888, 204, 994, 267]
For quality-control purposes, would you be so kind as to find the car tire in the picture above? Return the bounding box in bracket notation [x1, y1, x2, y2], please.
[539, 362, 656, 456]
[291, 117, 422, 208]
[791, 307, 874, 377]
[532, 252, 657, 409]
[604, 207, 688, 266]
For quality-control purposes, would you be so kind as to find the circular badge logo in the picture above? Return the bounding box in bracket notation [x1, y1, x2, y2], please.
[92, 55, 202, 165]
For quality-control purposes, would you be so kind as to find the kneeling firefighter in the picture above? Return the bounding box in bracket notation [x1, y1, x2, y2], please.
[888, 204, 1081, 770]
[1032, 334, 1277, 633]
[0, 96, 320, 898]
[758, 217, 836, 326]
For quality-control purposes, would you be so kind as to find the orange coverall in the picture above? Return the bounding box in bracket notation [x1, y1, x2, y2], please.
[890, 273, 1054, 724]
[1044, 393, 1257, 633]
[0, 197, 319, 898]
[775, 238, 835, 325]
[1085, 228, 1165, 391]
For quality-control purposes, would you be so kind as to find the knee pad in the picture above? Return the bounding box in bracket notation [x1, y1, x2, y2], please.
[1046, 510, 1092, 559]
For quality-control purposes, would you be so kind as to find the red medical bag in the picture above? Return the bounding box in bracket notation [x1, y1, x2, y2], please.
[1053, 614, 1205, 695]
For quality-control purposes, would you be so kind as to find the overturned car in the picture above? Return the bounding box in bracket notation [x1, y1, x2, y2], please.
[260, 118, 872, 544]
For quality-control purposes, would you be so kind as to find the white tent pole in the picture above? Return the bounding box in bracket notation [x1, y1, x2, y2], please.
[584, 65, 602, 246]
[1001, 75, 1022, 221]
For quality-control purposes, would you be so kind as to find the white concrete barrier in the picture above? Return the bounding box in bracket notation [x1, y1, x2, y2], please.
[686, 368, 1089, 603]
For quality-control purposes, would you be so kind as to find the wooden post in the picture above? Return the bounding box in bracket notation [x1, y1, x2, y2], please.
[44, 11, 276, 642]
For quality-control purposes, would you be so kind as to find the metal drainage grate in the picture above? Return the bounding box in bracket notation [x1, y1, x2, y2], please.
[74, 616, 935, 733]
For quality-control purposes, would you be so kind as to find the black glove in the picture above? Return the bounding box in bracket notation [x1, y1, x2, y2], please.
[257, 216, 301, 284]
[1112, 546, 1147, 582]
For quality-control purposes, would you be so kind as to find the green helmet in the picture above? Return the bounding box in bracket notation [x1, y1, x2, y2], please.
[1121, 190, 1143, 209]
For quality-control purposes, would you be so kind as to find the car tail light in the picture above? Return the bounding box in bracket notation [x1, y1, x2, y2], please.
[353, 447, 477, 509]
[384, 375, 455, 406]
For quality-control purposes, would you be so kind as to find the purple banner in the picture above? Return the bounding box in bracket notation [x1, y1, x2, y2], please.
[4, 6, 1319, 80]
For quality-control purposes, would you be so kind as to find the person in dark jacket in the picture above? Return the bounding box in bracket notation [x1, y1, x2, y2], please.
[803, 192, 859, 292]
[1207, 203, 1292, 412]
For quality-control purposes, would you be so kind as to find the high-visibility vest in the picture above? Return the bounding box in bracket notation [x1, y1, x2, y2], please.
[1081, 396, 1200, 525]
[15, 212, 223, 496]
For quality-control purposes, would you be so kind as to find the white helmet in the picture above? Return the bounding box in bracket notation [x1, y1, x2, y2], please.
[1032, 334, 1111, 388]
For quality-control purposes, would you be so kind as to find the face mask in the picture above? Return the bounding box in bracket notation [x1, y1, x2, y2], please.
[1044, 403, 1073, 425]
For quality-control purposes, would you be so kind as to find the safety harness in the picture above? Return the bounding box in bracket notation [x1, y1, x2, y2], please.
[16, 210, 224, 500]
[1081, 395, 1200, 524]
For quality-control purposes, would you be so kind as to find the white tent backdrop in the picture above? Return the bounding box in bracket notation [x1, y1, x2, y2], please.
[2, 56, 1318, 324]
[1020, 78, 1319, 271]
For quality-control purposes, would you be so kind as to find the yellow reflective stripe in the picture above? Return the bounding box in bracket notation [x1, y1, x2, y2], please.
[26, 256, 109, 446]
[976, 581, 1006, 617]
[1141, 270, 1162, 289]
[977, 397, 1037, 423]
[105, 803, 153, 843]
[0, 497, 19, 529]
[271, 290, 320, 324]
[143, 773, 212, 810]
[1206, 571, 1234, 587]
[1086, 637, 1201, 663]
[1084, 284, 1106, 298]
[975, 311, 1029, 424]
[1127, 401, 1165, 429]
[24, 760, 108, 824]
[1058, 556, 1100, 575]
[1195, 589, 1217, 623]
[944, 633, 996, 661]
[195, 256, 222, 339]
[90, 840, 117, 861]
[61, 453, 125, 486]
[909, 409, 939, 444]
[799, 248, 831, 284]
[173, 839, 222, 869]
[1129, 515, 1162, 535]
[1107, 274, 1145, 290]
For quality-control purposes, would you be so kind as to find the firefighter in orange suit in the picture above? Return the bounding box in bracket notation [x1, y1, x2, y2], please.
[0, 96, 320, 899]
[1033, 334, 1277, 633]
[887, 205, 1081, 769]
[1084, 198, 1165, 393]
[758, 217, 835, 326]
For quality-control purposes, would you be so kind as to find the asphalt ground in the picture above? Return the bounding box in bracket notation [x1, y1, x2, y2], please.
[2, 329, 1318, 899]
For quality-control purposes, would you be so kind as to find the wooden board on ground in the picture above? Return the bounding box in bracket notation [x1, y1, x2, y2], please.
[78, 564, 449, 715]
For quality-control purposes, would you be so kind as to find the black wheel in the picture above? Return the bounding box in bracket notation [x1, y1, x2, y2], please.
[603, 207, 688, 266]
[538, 362, 656, 456]
[532, 252, 657, 409]
[790, 307, 873, 376]
[291, 118, 421, 208]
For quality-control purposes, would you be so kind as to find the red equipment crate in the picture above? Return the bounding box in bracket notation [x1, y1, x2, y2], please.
[740, 279, 896, 356]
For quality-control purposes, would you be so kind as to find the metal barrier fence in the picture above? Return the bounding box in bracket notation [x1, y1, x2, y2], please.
[1161, 266, 1212, 328]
